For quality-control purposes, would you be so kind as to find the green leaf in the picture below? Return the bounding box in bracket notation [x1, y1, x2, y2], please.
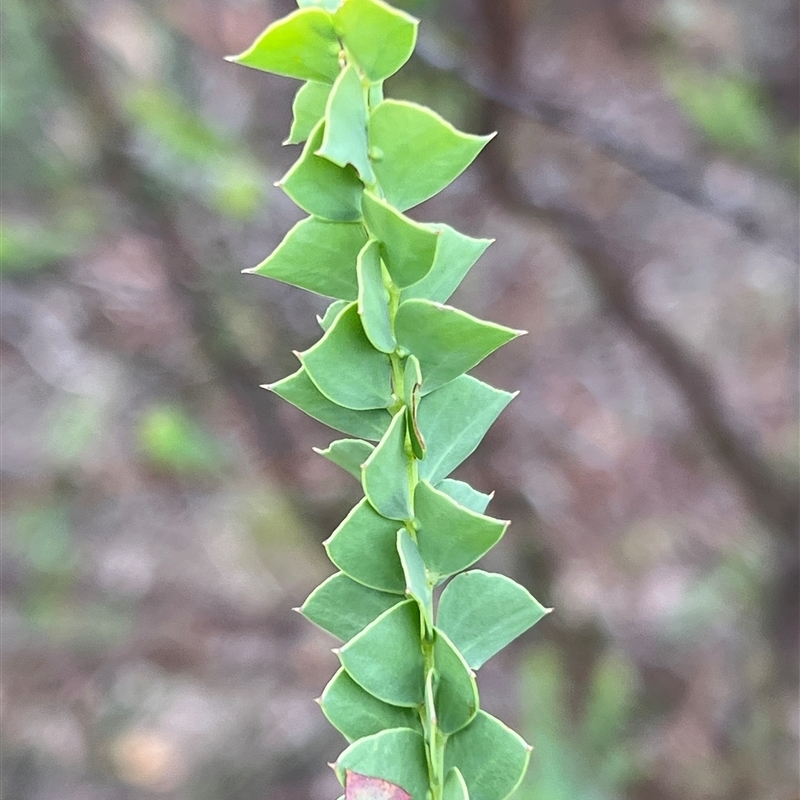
[335, 729, 429, 800]
[444, 711, 531, 800]
[268, 367, 391, 441]
[444, 768, 470, 800]
[434, 628, 479, 735]
[362, 410, 412, 520]
[325, 498, 406, 592]
[437, 571, 550, 670]
[396, 530, 432, 632]
[338, 600, 425, 706]
[298, 0, 342, 12]
[402, 355, 422, 406]
[315, 438, 375, 478]
[396, 300, 523, 394]
[285, 80, 332, 144]
[357, 240, 395, 353]
[247, 217, 366, 299]
[361, 192, 440, 288]
[321, 668, 423, 743]
[300, 303, 393, 410]
[370, 101, 494, 211]
[300, 572, 401, 640]
[414, 482, 506, 582]
[318, 64, 375, 182]
[226, 8, 341, 83]
[436, 479, 492, 515]
[280, 121, 364, 221]
[319, 299, 351, 330]
[417, 376, 516, 484]
[402, 226, 492, 304]
[336, 0, 419, 82]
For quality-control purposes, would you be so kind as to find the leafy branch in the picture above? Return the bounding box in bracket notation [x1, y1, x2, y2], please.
[228, 1, 550, 797]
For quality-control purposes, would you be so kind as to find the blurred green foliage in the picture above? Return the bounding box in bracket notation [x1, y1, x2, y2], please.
[11, 504, 75, 576]
[47, 397, 105, 464]
[666, 66, 800, 180]
[668, 69, 772, 153]
[138, 404, 224, 476]
[127, 87, 265, 219]
[520, 645, 641, 800]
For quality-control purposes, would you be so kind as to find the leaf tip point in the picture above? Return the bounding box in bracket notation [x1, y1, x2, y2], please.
[260, 383, 273, 391]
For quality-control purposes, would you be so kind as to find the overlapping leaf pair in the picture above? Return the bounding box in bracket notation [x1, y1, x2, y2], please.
[228, 2, 550, 798]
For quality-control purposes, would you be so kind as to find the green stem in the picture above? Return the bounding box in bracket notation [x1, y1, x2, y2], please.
[362, 86, 442, 799]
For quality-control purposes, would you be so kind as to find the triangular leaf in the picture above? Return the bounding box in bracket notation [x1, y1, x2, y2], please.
[436, 479, 492, 515]
[362, 191, 440, 288]
[444, 711, 531, 800]
[357, 240, 395, 353]
[318, 64, 375, 182]
[396, 299, 523, 394]
[226, 8, 340, 83]
[346, 771, 411, 800]
[247, 217, 366, 299]
[280, 121, 364, 221]
[300, 571, 400, 641]
[443, 768, 470, 800]
[335, 729, 428, 800]
[362, 409, 412, 520]
[417, 376, 516, 484]
[437, 570, 550, 670]
[315, 438, 375, 478]
[370, 101, 494, 211]
[396, 529, 432, 632]
[402, 226, 492, 304]
[319, 299, 351, 330]
[339, 600, 425, 706]
[434, 627, 479, 735]
[325, 498, 406, 593]
[300, 303, 393, 410]
[267, 367, 391, 441]
[321, 668, 422, 742]
[336, 0, 418, 82]
[414, 481, 507, 582]
[285, 80, 332, 144]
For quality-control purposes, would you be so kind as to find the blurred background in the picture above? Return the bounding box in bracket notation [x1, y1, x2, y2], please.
[1, 0, 798, 798]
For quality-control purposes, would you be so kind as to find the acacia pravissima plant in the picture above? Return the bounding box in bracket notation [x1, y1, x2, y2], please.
[227, 2, 551, 798]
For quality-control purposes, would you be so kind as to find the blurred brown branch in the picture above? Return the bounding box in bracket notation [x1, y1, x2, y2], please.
[468, 0, 799, 548]
[414, 30, 798, 256]
[469, 0, 799, 693]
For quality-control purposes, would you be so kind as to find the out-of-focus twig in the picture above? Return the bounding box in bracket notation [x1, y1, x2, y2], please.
[469, 0, 799, 546]
[414, 30, 798, 255]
